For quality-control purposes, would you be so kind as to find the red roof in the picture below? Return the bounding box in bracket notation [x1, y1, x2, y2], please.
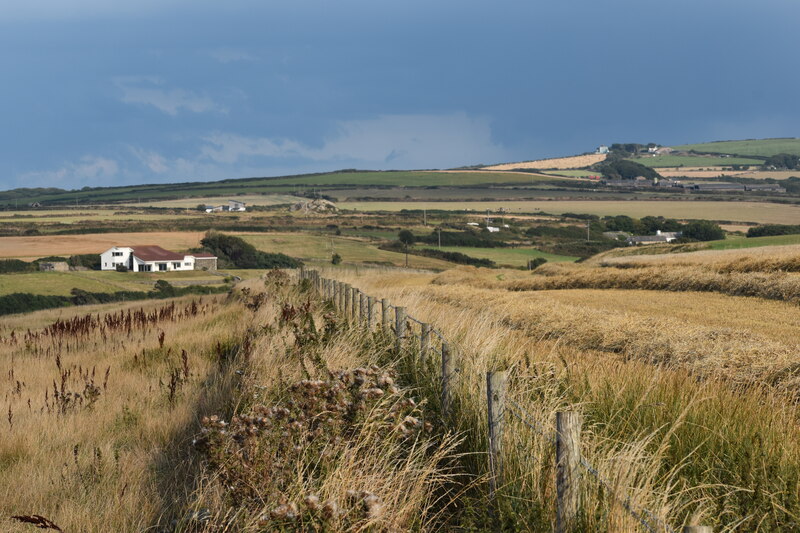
[192, 252, 217, 258]
[131, 245, 185, 262]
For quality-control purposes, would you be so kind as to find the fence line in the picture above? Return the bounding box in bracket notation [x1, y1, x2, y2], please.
[299, 270, 703, 533]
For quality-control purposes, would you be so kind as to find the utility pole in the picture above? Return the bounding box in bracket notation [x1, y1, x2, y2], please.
[423, 209, 427, 226]
[438, 227, 442, 249]
[586, 220, 591, 242]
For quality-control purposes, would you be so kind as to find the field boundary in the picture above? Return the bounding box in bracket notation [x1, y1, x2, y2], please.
[300, 268, 712, 532]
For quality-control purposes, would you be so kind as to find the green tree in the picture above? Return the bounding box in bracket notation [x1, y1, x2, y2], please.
[682, 221, 724, 241]
[331, 253, 342, 265]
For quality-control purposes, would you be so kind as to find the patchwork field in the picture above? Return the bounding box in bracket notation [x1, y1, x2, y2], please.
[339, 199, 800, 224]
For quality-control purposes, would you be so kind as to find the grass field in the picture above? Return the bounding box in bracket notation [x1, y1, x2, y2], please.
[123, 194, 304, 208]
[416, 245, 577, 266]
[0, 210, 204, 224]
[340, 200, 800, 224]
[706, 233, 800, 250]
[240, 232, 452, 269]
[632, 155, 763, 168]
[0, 270, 228, 296]
[543, 169, 601, 177]
[673, 138, 800, 157]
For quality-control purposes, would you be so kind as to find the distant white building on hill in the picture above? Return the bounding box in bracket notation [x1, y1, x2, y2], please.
[100, 246, 217, 272]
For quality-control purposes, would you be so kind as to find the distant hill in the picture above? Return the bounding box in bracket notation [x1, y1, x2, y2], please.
[673, 138, 800, 158]
[0, 170, 567, 207]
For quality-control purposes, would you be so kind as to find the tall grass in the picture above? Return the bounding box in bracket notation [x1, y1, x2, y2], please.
[331, 266, 800, 531]
[0, 294, 251, 532]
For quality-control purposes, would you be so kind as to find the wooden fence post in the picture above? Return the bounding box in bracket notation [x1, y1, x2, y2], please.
[556, 411, 583, 533]
[333, 281, 340, 310]
[441, 342, 455, 418]
[394, 306, 406, 353]
[367, 296, 375, 329]
[420, 323, 431, 358]
[359, 292, 367, 327]
[381, 298, 389, 331]
[351, 287, 359, 322]
[340, 282, 346, 313]
[487, 371, 506, 501]
[344, 284, 352, 321]
[683, 527, 713, 533]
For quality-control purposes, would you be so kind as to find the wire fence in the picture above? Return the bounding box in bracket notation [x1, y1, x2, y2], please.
[300, 269, 692, 533]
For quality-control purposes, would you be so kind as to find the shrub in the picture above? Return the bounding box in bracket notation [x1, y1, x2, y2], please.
[199, 231, 301, 269]
[331, 253, 342, 265]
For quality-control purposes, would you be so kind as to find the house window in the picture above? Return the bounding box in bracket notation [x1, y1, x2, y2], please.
[172, 262, 181, 269]
[112, 252, 123, 257]
[184, 262, 192, 266]
[158, 263, 167, 271]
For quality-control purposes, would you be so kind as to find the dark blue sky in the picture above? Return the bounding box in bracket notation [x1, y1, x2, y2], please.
[2, 0, 799, 189]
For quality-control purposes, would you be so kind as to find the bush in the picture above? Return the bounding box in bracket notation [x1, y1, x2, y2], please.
[747, 224, 800, 238]
[0, 259, 35, 273]
[115, 264, 129, 272]
[68, 254, 101, 270]
[199, 231, 301, 269]
[596, 159, 661, 180]
[331, 253, 342, 265]
[417, 230, 506, 248]
[682, 220, 725, 242]
[528, 258, 548, 270]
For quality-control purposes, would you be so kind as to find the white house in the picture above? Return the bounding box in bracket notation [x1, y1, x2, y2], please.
[228, 200, 246, 212]
[100, 246, 217, 272]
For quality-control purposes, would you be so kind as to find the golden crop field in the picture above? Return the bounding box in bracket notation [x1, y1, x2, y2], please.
[483, 153, 607, 170]
[339, 199, 800, 224]
[0, 231, 208, 259]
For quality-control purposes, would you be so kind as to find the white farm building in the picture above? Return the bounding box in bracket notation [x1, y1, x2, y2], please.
[100, 246, 217, 272]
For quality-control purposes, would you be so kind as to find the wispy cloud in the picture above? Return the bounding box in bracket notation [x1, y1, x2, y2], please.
[17, 155, 119, 187]
[209, 47, 259, 63]
[199, 113, 511, 169]
[114, 76, 225, 116]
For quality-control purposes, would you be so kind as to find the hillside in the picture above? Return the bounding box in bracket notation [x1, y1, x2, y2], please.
[0, 170, 568, 207]
[673, 138, 800, 157]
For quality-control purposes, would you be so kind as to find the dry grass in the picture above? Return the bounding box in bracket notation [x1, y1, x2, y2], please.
[0, 294, 247, 532]
[483, 153, 607, 170]
[0, 274, 460, 532]
[324, 266, 800, 530]
[597, 244, 800, 273]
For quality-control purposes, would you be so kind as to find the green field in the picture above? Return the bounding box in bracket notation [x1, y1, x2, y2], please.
[339, 200, 800, 224]
[632, 155, 763, 168]
[673, 138, 800, 157]
[545, 170, 600, 177]
[0, 270, 232, 297]
[240, 232, 453, 269]
[417, 245, 577, 266]
[706, 233, 800, 250]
